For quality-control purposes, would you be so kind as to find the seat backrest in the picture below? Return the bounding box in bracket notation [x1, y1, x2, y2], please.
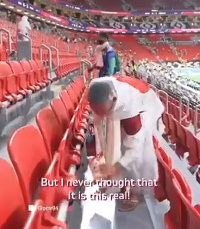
[50, 98, 70, 133]
[0, 44, 8, 61]
[29, 60, 39, 71]
[0, 62, 18, 95]
[185, 129, 199, 166]
[9, 61, 24, 75]
[9, 61, 28, 90]
[172, 169, 192, 202]
[172, 171, 199, 229]
[8, 126, 50, 205]
[20, 60, 32, 72]
[156, 147, 183, 227]
[36, 107, 63, 160]
[0, 158, 27, 229]
[0, 62, 13, 76]
[59, 90, 75, 120]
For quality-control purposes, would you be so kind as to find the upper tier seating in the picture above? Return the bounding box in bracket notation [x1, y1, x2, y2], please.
[51, 0, 200, 11]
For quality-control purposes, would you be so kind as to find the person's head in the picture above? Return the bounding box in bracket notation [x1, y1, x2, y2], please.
[21, 15, 29, 23]
[88, 80, 117, 116]
[98, 32, 109, 45]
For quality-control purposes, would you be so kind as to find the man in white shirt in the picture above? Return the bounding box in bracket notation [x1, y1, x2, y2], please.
[88, 76, 164, 211]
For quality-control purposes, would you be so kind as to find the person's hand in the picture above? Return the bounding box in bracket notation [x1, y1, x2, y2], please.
[99, 163, 122, 177]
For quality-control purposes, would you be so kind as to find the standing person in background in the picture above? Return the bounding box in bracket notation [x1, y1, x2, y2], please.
[88, 33, 117, 77]
[17, 16, 31, 41]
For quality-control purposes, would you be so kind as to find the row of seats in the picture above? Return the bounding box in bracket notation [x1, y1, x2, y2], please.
[0, 60, 49, 106]
[162, 111, 200, 167]
[160, 95, 190, 127]
[0, 17, 91, 62]
[0, 57, 81, 136]
[154, 142, 200, 229]
[0, 75, 90, 228]
[160, 93, 200, 129]
[56, 59, 80, 79]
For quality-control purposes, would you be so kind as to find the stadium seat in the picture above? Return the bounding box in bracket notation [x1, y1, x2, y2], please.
[0, 62, 24, 103]
[0, 158, 27, 229]
[168, 114, 177, 143]
[36, 107, 64, 160]
[184, 128, 200, 166]
[154, 147, 172, 202]
[34, 60, 51, 84]
[8, 125, 50, 205]
[50, 98, 70, 133]
[20, 61, 40, 92]
[8, 61, 32, 95]
[28, 60, 48, 88]
[60, 90, 75, 119]
[172, 169, 198, 229]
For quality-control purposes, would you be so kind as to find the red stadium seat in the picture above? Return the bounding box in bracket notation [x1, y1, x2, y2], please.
[168, 114, 177, 143]
[8, 61, 31, 95]
[154, 147, 172, 202]
[0, 44, 8, 61]
[164, 167, 191, 229]
[50, 97, 70, 133]
[162, 113, 170, 135]
[8, 125, 50, 205]
[34, 60, 51, 84]
[174, 119, 188, 158]
[172, 170, 198, 229]
[0, 62, 23, 103]
[36, 107, 63, 160]
[0, 158, 27, 229]
[184, 128, 200, 166]
[20, 60, 40, 91]
[60, 90, 75, 119]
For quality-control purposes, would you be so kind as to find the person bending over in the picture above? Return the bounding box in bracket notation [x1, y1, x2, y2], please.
[88, 76, 164, 211]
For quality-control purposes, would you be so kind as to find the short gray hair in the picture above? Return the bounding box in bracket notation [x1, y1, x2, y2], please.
[88, 81, 114, 103]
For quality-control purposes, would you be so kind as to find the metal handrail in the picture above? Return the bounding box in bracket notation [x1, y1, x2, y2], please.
[0, 28, 12, 54]
[54, 37, 61, 48]
[81, 59, 93, 83]
[150, 84, 157, 94]
[179, 97, 190, 123]
[39, 44, 52, 70]
[194, 103, 200, 135]
[50, 46, 60, 68]
[157, 90, 168, 113]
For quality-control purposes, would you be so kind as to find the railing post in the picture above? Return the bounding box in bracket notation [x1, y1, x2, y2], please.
[39, 44, 52, 70]
[0, 28, 12, 54]
[157, 90, 169, 113]
[50, 46, 60, 69]
[179, 97, 190, 123]
[81, 59, 93, 84]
